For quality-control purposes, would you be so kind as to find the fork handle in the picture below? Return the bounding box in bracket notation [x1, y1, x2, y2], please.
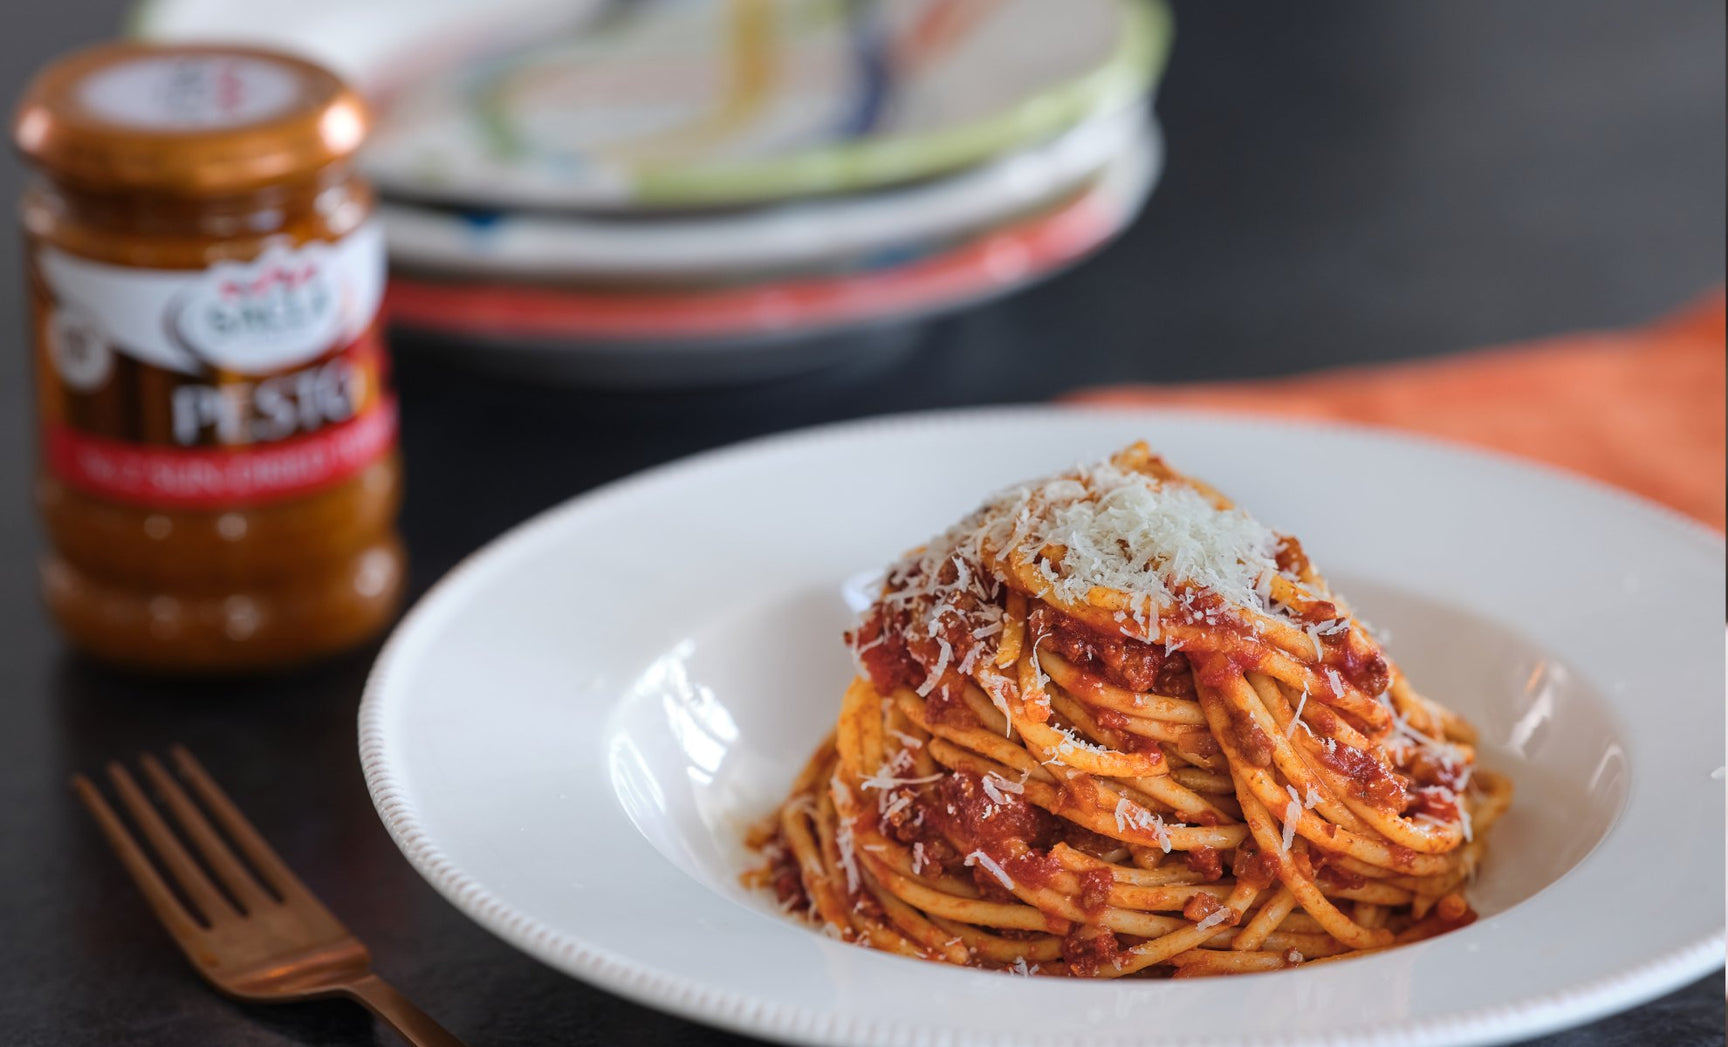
[342, 973, 467, 1047]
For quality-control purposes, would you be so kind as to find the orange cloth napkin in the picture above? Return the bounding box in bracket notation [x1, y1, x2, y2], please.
[1067, 292, 1727, 530]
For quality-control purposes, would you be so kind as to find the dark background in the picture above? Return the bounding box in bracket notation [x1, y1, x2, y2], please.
[2, 1, 1723, 1045]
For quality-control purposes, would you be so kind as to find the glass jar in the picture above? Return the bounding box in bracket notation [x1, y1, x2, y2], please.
[14, 43, 405, 671]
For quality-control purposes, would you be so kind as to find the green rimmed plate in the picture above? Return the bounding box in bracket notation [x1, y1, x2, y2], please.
[141, 0, 1171, 211]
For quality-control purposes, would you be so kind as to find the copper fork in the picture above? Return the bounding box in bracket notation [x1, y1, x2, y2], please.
[72, 746, 464, 1046]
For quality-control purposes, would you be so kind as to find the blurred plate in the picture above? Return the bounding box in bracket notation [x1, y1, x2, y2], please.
[385, 122, 1158, 386]
[381, 103, 1145, 281]
[132, 0, 603, 91]
[363, 0, 1168, 210]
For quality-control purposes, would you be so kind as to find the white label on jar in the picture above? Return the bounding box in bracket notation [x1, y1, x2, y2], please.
[79, 56, 301, 130]
[36, 221, 385, 378]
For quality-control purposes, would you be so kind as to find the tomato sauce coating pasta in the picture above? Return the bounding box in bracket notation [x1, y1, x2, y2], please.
[746, 443, 1510, 978]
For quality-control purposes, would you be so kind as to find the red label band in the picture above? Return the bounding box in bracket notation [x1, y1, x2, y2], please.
[45, 398, 397, 509]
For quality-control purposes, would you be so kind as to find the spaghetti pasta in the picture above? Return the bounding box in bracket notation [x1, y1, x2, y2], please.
[746, 443, 1511, 978]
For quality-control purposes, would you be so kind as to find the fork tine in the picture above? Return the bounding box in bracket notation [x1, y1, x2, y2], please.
[139, 754, 276, 913]
[168, 746, 318, 903]
[71, 774, 205, 941]
[107, 761, 239, 925]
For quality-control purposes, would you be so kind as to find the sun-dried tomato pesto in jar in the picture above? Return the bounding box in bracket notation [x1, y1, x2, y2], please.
[14, 43, 405, 671]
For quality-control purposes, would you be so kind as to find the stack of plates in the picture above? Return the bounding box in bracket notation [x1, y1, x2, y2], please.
[138, 0, 1173, 385]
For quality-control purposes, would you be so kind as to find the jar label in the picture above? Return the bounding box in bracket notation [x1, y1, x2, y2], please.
[31, 222, 397, 509]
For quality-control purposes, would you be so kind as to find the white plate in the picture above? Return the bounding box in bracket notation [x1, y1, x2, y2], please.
[380, 105, 1143, 280]
[360, 408, 1726, 1047]
[383, 127, 1158, 388]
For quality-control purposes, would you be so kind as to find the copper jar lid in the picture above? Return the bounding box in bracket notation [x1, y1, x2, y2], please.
[13, 42, 368, 195]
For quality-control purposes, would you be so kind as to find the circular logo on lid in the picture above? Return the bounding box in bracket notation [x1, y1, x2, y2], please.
[78, 55, 300, 130]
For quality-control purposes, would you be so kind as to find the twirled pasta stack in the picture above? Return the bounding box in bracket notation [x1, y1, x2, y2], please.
[748, 443, 1510, 978]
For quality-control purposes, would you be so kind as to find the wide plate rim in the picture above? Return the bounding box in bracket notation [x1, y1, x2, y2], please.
[360, 404, 1725, 1047]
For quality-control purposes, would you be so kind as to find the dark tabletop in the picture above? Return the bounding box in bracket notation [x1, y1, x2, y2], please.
[2, 1, 1723, 1045]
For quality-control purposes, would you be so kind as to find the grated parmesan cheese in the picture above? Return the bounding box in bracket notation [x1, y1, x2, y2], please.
[831, 776, 861, 895]
[1112, 797, 1172, 852]
[916, 638, 953, 697]
[857, 450, 1331, 727]
[1280, 785, 1302, 853]
[881, 791, 914, 821]
[957, 645, 981, 676]
[1195, 906, 1233, 932]
[1009, 463, 1288, 615]
[1377, 690, 1471, 777]
[1287, 684, 1310, 738]
[949, 556, 972, 592]
[859, 769, 943, 793]
[976, 677, 1014, 738]
[965, 850, 1016, 891]
[882, 456, 1301, 639]
[1047, 723, 1107, 763]
[834, 822, 860, 895]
